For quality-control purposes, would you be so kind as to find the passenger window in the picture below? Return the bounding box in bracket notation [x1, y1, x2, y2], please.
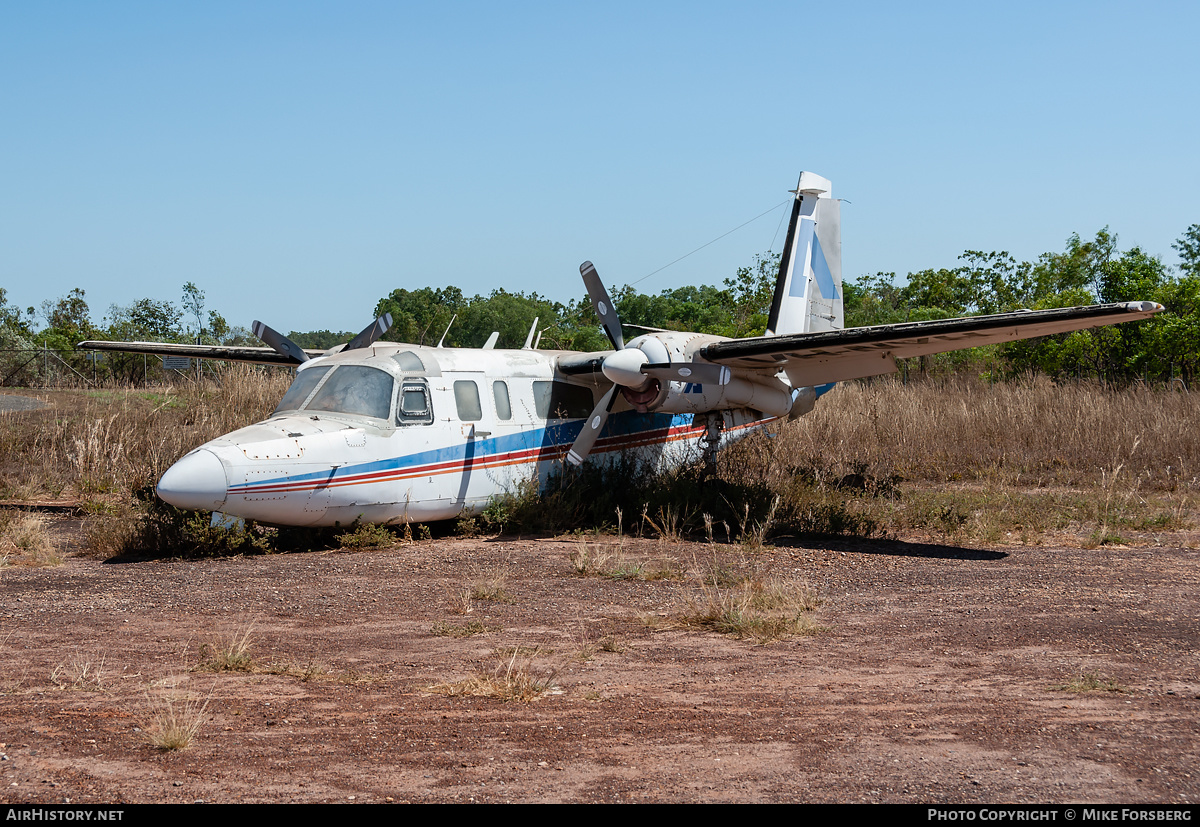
[493, 381, 512, 420]
[532, 381, 594, 419]
[453, 380, 482, 422]
[398, 382, 434, 426]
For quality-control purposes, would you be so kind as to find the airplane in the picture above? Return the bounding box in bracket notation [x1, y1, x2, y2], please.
[79, 171, 1164, 528]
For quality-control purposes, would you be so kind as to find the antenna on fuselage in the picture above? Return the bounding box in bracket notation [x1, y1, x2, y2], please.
[522, 317, 539, 349]
[437, 314, 457, 348]
[482, 331, 499, 349]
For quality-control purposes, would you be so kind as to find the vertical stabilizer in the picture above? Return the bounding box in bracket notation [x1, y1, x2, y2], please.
[766, 172, 843, 336]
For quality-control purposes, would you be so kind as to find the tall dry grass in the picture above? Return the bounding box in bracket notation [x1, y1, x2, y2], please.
[4, 369, 1197, 550]
[0, 365, 290, 501]
[724, 377, 1200, 493]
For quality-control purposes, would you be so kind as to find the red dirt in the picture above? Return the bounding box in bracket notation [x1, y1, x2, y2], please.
[2, 525, 1198, 803]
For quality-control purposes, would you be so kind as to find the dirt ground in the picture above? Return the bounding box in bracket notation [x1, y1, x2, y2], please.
[1, 517, 1198, 804]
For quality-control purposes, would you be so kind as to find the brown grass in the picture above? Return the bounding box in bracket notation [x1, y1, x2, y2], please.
[4, 372, 1199, 549]
[0, 365, 289, 503]
[0, 513, 62, 566]
[194, 628, 256, 673]
[570, 538, 682, 580]
[729, 377, 1200, 493]
[426, 650, 561, 702]
[1051, 671, 1128, 693]
[671, 566, 823, 644]
[713, 377, 1200, 546]
[141, 690, 210, 751]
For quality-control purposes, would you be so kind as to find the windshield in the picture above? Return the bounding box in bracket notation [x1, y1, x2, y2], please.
[274, 366, 331, 414]
[304, 365, 395, 419]
[275, 364, 395, 420]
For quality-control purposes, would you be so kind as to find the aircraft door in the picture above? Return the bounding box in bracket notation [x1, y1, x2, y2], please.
[450, 374, 495, 510]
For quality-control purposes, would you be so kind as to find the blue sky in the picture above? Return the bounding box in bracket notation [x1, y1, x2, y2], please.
[3, 1, 1198, 335]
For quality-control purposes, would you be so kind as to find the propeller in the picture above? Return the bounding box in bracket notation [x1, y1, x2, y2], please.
[253, 312, 394, 364]
[345, 312, 395, 351]
[565, 262, 731, 466]
[252, 321, 310, 364]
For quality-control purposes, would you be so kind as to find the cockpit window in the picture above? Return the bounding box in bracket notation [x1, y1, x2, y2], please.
[274, 366, 332, 414]
[304, 365, 395, 420]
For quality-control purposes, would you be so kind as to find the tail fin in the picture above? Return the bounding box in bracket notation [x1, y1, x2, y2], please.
[766, 172, 843, 335]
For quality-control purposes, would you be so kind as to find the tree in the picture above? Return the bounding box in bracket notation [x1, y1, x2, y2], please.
[376, 286, 465, 347]
[1174, 224, 1200, 278]
[723, 251, 780, 337]
[182, 282, 205, 342]
[105, 298, 183, 341]
[40, 288, 94, 344]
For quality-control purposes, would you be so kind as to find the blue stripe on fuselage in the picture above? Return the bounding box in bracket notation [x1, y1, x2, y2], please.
[228, 410, 688, 492]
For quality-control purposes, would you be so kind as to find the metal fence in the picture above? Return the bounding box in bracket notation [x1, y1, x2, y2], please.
[0, 346, 206, 388]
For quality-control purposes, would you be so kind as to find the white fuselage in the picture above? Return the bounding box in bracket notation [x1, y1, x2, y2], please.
[156, 341, 777, 526]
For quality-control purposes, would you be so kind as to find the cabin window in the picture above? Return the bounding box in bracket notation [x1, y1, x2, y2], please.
[492, 381, 512, 421]
[397, 381, 433, 426]
[453, 380, 483, 422]
[274, 365, 332, 414]
[304, 365, 395, 419]
[532, 381, 594, 420]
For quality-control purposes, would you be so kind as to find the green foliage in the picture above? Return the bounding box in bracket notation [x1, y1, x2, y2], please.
[1175, 224, 1200, 278]
[334, 522, 396, 549]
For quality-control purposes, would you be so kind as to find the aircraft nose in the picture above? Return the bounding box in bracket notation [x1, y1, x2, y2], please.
[157, 449, 228, 511]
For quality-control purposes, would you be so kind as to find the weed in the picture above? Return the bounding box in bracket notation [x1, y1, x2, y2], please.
[736, 494, 780, 549]
[142, 691, 210, 751]
[675, 573, 822, 644]
[449, 587, 474, 615]
[598, 635, 624, 653]
[194, 628, 255, 673]
[1, 513, 61, 565]
[50, 656, 109, 692]
[480, 476, 541, 533]
[426, 650, 561, 703]
[455, 515, 480, 537]
[1051, 671, 1128, 693]
[470, 568, 514, 603]
[642, 503, 694, 542]
[570, 538, 681, 580]
[335, 522, 395, 550]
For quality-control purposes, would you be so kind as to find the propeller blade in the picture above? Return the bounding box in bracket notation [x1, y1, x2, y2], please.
[345, 312, 394, 351]
[252, 320, 310, 364]
[580, 261, 625, 352]
[566, 385, 618, 466]
[642, 362, 731, 386]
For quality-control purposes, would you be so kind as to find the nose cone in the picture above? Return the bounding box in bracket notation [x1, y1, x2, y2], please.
[157, 449, 228, 511]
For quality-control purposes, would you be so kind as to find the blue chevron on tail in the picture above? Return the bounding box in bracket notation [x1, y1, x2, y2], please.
[766, 171, 843, 336]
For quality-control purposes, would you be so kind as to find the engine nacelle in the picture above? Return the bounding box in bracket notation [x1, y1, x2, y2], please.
[621, 331, 793, 418]
[651, 373, 793, 418]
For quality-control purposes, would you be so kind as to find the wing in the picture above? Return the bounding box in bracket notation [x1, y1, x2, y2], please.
[699, 301, 1164, 387]
[76, 340, 323, 366]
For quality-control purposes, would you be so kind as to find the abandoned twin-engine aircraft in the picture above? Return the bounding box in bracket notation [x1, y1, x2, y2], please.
[81, 172, 1163, 527]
